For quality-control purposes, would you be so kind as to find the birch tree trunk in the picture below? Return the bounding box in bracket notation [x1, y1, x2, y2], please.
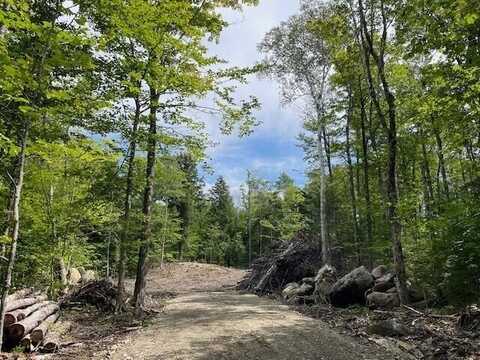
[322, 127, 333, 177]
[308, 66, 330, 266]
[0, 123, 28, 349]
[346, 89, 360, 264]
[317, 128, 329, 265]
[358, 81, 373, 256]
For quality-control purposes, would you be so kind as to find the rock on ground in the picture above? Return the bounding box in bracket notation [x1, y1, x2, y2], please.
[329, 266, 374, 307]
[371, 265, 388, 280]
[372, 273, 395, 292]
[80, 269, 96, 283]
[366, 291, 400, 309]
[367, 318, 412, 337]
[314, 264, 337, 303]
[282, 282, 300, 299]
[68, 268, 82, 285]
[301, 277, 316, 286]
[282, 282, 313, 304]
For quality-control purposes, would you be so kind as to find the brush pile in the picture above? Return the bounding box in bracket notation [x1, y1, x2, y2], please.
[2, 289, 61, 353]
[237, 235, 323, 294]
[60, 279, 119, 312]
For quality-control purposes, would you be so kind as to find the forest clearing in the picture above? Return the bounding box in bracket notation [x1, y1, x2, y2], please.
[0, 0, 479, 358]
[24, 263, 406, 360]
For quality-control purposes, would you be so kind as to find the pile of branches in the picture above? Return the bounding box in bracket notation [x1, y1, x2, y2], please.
[61, 280, 119, 313]
[238, 234, 323, 295]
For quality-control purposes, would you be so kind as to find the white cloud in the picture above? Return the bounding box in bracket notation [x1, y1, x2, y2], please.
[201, 1, 305, 203]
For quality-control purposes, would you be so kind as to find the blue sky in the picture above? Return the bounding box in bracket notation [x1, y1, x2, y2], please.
[203, 0, 304, 202]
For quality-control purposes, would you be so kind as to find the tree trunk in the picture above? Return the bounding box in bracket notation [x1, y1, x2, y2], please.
[1, 192, 14, 258]
[358, 0, 409, 304]
[6, 289, 33, 303]
[420, 129, 434, 216]
[247, 170, 252, 266]
[57, 257, 67, 287]
[160, 205, 168, 269]
[318, 128, 329, 265]
[20, 334, 32, 352]
[134, 88, 160, 312]
[346, 88, 360, 265]
[433, 126, 450, 199]
[0, 124, 28, 349]
[6, 296, 47, 313]
[322, 126, 333, 177]
[116, 97, 141, 311]
[359, 81, 373, 254]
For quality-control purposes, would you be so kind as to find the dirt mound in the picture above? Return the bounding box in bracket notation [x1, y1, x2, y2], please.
[144, 262, 246, 294]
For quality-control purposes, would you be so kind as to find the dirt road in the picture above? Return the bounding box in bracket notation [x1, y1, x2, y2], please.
[106, 290, 395, 360]
[55, 263, 404, 360]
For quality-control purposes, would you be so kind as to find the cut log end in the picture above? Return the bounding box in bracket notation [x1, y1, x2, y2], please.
[41, 333, 60, 353]
[42, 342, 59, 353]
[4, 313, 17, 327]
[31, 312, 60, 345]
[8, 323, 25, 343]
[20, 335, 32, 352]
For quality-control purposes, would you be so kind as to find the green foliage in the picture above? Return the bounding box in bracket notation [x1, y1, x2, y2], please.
[238, 172, 305, 261]
[16, 138, 121, 286]
[408, 191, 480, 305]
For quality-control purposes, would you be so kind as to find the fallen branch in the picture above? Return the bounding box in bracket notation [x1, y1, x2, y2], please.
[401, 304, 457, 319]
[401, 304, 424, 316]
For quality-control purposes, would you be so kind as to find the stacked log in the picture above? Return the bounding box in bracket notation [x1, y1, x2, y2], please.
[31, 312, 60, 345]
[8, 303, 59, 343]
[6, 288, 34, 303]
[2, 291, 61, 353]
[20, 334, 32, 352]
[6, 295, 46, 312]
[41, 332, 60, 353]
[5, 299, 49, 326]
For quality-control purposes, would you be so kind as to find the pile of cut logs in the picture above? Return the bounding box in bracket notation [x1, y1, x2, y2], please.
[3, 288, 60, 353]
